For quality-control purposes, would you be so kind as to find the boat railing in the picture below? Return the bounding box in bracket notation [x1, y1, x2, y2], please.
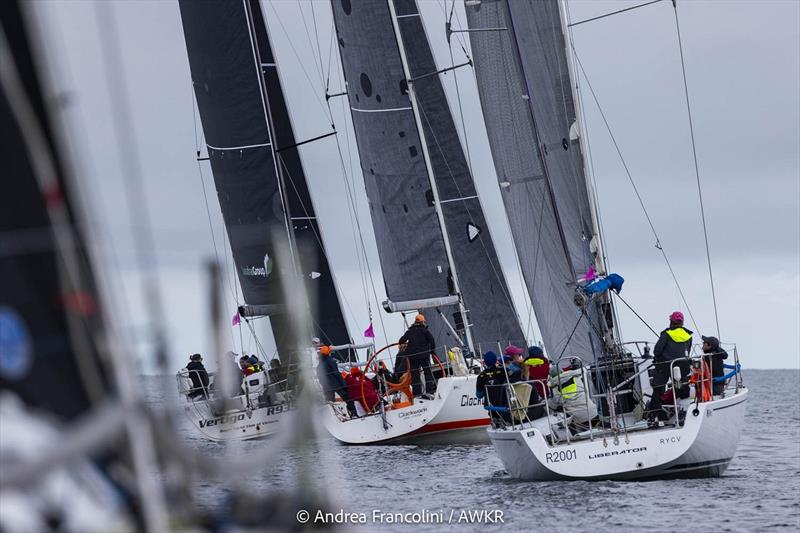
[176, 369, 215, 401]
[485, 351, 744, 445]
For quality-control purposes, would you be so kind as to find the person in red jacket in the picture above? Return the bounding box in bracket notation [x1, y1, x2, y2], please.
[524, 346, 550, 399]
[345, 366, 380, 412]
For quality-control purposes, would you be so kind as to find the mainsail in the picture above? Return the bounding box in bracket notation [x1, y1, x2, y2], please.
[180, 0, 353, 354]
[465, 0, 608, 359]
[331, 0, 523, 351]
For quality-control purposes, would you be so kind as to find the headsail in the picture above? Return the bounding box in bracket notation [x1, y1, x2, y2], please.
[180, 0, 353, 354]
[331, 0, 523, 351]
[465, 0, 609, 359]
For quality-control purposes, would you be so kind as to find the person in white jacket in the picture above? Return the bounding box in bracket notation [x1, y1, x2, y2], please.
[548, 359, 597, 426]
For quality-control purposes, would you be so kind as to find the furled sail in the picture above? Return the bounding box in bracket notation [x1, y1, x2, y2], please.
[465, 0, 605, 359]
[331, 0, 523, 350]
[180, 0, 353, 353]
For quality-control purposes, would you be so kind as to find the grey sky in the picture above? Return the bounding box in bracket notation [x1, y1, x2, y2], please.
[33, 0, 799, 370]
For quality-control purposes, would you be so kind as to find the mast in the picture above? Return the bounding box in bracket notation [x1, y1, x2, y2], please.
[386, 0, 475, 353]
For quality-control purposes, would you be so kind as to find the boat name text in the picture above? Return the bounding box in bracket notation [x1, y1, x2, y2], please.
[588, 447, 647, 460]
[460, 395, 482, 407]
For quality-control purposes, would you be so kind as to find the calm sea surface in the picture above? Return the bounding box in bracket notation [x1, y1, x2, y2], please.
[145, 369, 799, 532]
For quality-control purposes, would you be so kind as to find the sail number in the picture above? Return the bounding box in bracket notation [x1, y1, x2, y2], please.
[545, 449, 577, 464]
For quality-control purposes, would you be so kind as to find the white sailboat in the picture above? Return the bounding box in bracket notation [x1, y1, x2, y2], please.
[462, 0, 747, 480]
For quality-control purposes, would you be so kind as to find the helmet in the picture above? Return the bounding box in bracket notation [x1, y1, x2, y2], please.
[415, 314, 426, 323]
[669, 311, 684, 323]
[319, 345, 332, 356]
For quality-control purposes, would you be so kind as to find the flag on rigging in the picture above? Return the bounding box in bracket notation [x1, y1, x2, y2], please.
[232, 312, 241, 327]
[363, 322, 375, 338]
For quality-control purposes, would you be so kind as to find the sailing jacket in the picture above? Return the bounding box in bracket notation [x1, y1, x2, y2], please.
[524, 356, 550, 398]
[548, 367, 597, 424]
[398, 323, 436, 358]
[653, 326, 693, 361]
[316, 356, 346, 394]
[475, 365, 508, 407]
[345, 373, 380, 411]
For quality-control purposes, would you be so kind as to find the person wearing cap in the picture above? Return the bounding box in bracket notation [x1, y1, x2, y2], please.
[524, 346, 550, 399]
[186, 353, 209, 399]
[239, 355, 258, 376]
[701, 335, 729, 396]
[398, 314, 437, 398]
[475, 351, 509, 423]
[316, 345, 357, 417]
[548, 358, 597, 427]
[647, 311, 693, 418]
[503, 345, 525, 383]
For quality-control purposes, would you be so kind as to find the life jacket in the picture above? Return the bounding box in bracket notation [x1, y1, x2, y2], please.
[524, 357, 550, 398]
[690, 359, 712, 402]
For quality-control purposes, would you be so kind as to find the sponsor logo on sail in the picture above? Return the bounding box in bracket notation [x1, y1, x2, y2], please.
[242, 252, 273, 278]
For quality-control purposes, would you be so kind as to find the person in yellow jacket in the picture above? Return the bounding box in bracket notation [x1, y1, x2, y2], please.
[647, 311, 693, 417]
[548, 358, 597, 426]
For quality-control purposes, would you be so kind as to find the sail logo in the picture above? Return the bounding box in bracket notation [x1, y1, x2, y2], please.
[0, 306, 33, 381]
[242, 253, 273, 278]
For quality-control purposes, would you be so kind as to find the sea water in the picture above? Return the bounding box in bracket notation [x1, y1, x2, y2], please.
[144, 369, 799, 532]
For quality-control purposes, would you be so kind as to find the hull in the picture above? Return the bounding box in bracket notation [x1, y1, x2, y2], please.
[183, 400, 294, 442]
[322, 375, 490, 445]
[489, 387, 748, 481]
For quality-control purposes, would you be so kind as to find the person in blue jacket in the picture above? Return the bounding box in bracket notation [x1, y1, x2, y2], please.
[316, 345, 356, 417]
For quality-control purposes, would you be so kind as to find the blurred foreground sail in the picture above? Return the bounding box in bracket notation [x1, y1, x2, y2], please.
[0, 1, 161, 530]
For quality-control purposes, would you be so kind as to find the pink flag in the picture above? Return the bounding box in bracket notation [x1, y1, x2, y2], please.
[232, 312, 240, 327]
[582, 265, 597, 282]
[363, 322, 375, 338]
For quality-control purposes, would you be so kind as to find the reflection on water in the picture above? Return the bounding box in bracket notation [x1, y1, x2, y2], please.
[145, 369, 800, 531]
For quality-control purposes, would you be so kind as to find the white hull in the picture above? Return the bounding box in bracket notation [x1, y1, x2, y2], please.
[489, 387, 748, 480]
[182, 400, 294, 442]
[322, 375, 490, 445]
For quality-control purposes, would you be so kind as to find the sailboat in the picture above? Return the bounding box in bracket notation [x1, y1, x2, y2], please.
[321, 0, 529, 444]
[463, 0, 747, 479]
[177, 0, 361, 441]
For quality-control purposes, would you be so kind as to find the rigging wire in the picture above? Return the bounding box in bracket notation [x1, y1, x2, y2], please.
[568, 0, 665, 28]
[672, 1, 721, 338]
[570, 49, 700, 335]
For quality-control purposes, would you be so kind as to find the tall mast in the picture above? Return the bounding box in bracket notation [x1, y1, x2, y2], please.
[386, 0, 475, 353]
[242, 0, 298, 274]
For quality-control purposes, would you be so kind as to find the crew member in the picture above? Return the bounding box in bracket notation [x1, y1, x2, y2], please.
[316, 346, 356, 417]
[475, 351, 508, 424]
[648, 311, 693, 418]
[524, 346, 550, 399]
[186, 353, 209, 399]
[345, 366, 380, 413]
[398, 314, 437, 398]
[701, 335, 729, 396]
[548, 358, 597, 427]
[239, 355, 258, 376]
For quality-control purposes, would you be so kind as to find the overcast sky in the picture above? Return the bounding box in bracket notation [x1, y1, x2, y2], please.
[32, 0, 799, 371]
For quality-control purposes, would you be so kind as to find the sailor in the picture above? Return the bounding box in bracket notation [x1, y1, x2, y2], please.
[548, 358, 597, 427]
[239, 355, 258, 376]
[647, 311, 693, 417]
[503, 345, 525, 383]
[524, 346, 550, 399]
[186, 353, 209, 399]
[316, 346, 356, 416]
[248, 354, 263, 372]
[701, 335, 729, 396]
[345, 366, 380, 413]
[398, 314, 437, 399]
[475, 351, 509, 423]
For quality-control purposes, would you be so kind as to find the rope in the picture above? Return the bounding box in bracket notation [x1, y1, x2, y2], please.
[568, 0, 665, 28]
[672, 1, 721, 338]
[571, 49, 700, 334]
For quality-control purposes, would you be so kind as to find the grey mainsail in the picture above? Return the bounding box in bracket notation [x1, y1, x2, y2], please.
[465, 0, 606, 359]
[331, 0, 523, 352]
[180, 0, 353, 355]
